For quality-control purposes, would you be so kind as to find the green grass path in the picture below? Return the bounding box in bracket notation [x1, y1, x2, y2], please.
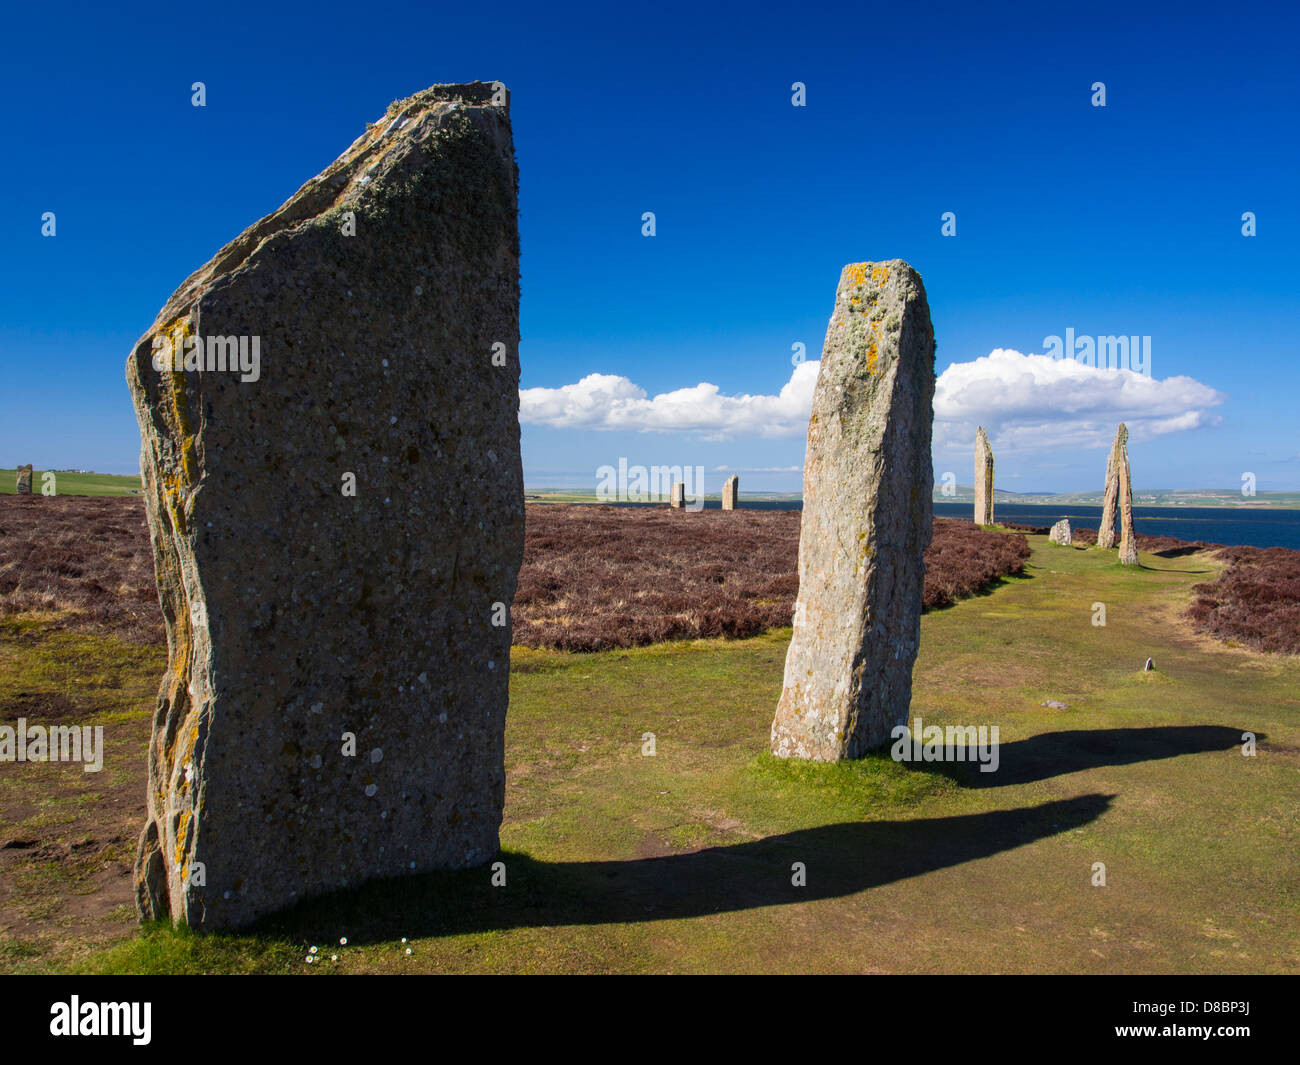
[5, 536, 1297, 973]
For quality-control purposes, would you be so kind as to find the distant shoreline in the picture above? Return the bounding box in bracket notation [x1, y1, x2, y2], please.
[525, 492, 1300, 511]
[3, 472, 1298, 510]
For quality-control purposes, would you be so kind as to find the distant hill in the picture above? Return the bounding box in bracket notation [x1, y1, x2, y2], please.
[934, 485, 1300, 509]
[0, 470, 141, 496]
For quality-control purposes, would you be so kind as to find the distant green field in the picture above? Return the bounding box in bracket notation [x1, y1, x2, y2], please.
[0, 470, 140, 497]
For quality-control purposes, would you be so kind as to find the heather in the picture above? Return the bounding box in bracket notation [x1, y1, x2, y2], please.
[10, 495, 1295, 656]
[1187, 544, 1300, 654]
[1, 497, 1031, 652]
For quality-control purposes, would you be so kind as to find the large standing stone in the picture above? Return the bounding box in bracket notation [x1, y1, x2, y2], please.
[125, 82, 522, 930]
[15, 465, 33, 494]
[1117, 451, 1138, 565]
[1049, 518, 1072, 545]
[973, 426, 994, 526]
[771, 261, 935, 761]
[670, 482, 685, 508]
[721, 474, 738, 510]
[1097, 423, 1127, 549]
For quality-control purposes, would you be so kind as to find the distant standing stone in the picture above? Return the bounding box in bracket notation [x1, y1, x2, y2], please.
[1144, 657, 1154, 672]
[1117, 449, 1138, 565]
[670, 482, 685, 508]
[721, 474, 738, 511]
[771, 261, 935, 761]
[1098, 424, 1128, 550]
[15, 465, 33, 494]
[125, 82, 523, 930]
[973, 426, 994, 526]
[1049, 518, 1072, 545]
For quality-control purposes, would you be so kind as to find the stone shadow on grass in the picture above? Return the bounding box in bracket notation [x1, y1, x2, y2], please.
[254, 793, 1111, 945]
[905, 725, 1250, 789]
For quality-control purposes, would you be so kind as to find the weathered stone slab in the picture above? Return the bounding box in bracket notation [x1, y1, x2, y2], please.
[771, 261, 935, 761]
[125, 82, 522, 930]
[973, 426, 994, 526]
[15, 465, 33, 494]
[1097, 423, 1127, 549]
[1118, 451, 1138, 565]
[1049, 518, 1071, 545]
[721, 474, 738, 510]
[670, 482, 685, 508]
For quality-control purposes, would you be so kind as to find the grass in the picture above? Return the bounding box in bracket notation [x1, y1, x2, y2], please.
[0, 470, 141, 497]
[2, 534, 1296, 973]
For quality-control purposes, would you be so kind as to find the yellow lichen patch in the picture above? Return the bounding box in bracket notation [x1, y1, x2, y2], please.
[152, 316, 203, 548]
[157, 316, 200, 487]
[845, 263, 869, 287]
[174, 809, 191, 871]
[871, 264, 890, 286]
[864, 318, 883, 374]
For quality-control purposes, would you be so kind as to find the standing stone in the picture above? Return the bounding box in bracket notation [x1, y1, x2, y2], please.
[1097, 423, 1127, 549]
[721, 474, 738, 510]
[125, 82, 522, 930]
[1049, 518, 1072, 545]
[15, 465, 33, 494]
[1117, 450, 1138, 565]
[670, 482, 685, 508]
[973, 426, 994, 526]
[771, 261, 935, 761]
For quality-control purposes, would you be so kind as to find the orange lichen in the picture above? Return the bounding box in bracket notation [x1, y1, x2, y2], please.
[174, 809, 191, 871]
[865, 319, 882, 374]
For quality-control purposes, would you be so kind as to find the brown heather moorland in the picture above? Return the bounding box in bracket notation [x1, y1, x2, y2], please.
[1186, 544, 1300, 655]
[3, 495, 1296, 654]
[2, 497, 1030, 652]
[0, 496, 160, 643]
[516, 504, 1031, 650]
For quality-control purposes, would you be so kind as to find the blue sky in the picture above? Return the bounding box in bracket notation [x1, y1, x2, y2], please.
[2, 0, 1296, 493]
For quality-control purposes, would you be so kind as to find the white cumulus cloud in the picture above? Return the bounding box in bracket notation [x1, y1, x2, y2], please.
[519, 361, 820, 440]
[933, 348, 1225, 452]
[519, 348, 1225, 451]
